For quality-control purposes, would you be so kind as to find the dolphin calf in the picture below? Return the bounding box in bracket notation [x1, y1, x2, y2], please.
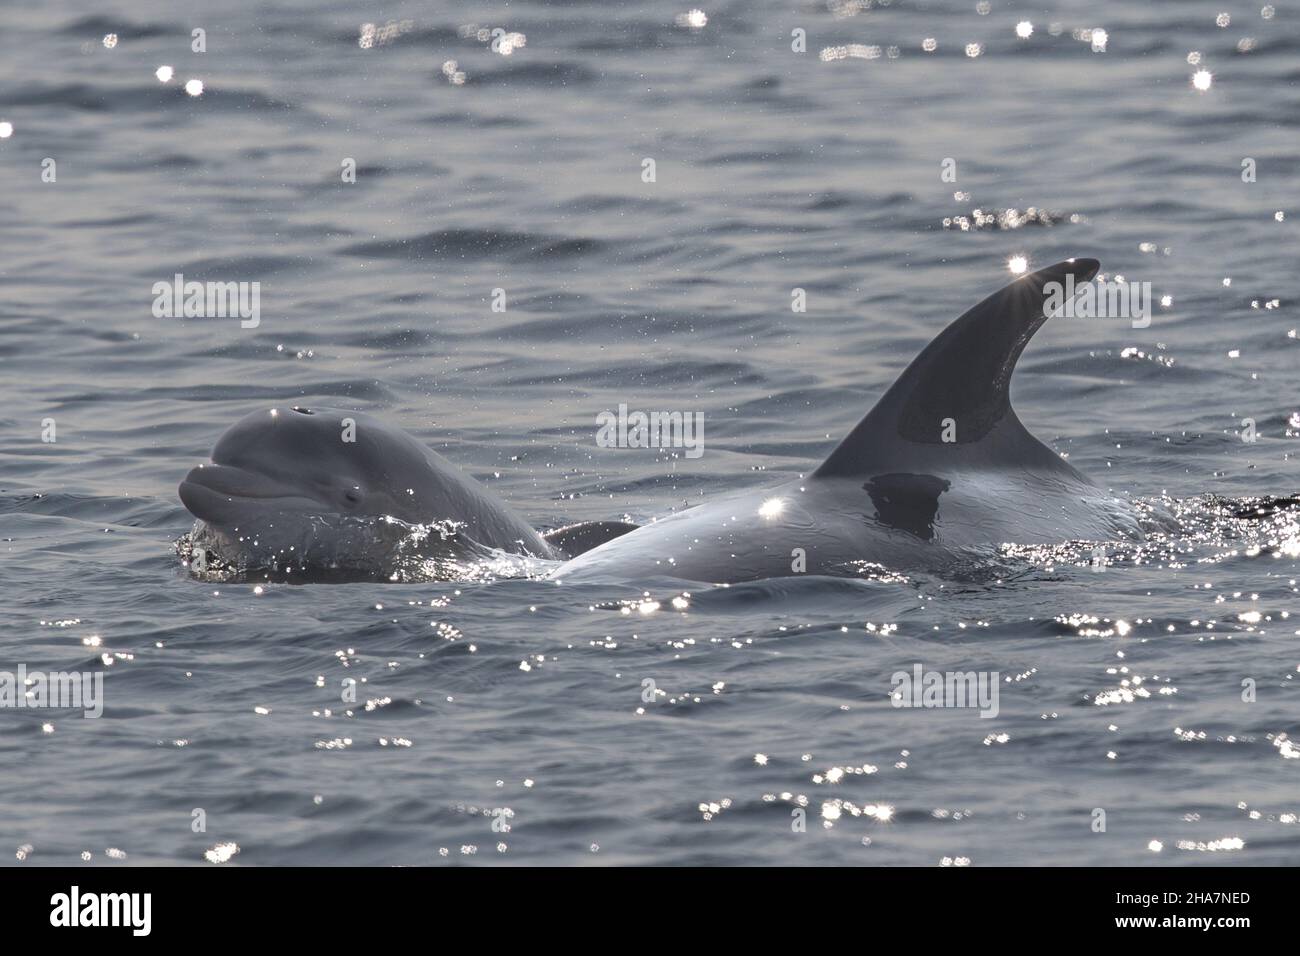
[178, 406, 633, 581]
[553, 258, 1152, 584]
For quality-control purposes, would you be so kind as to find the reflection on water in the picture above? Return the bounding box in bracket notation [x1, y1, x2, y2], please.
[0, 0, 1296, 865]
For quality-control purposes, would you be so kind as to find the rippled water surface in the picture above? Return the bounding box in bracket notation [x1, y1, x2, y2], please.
[2, 0, 1298, 865]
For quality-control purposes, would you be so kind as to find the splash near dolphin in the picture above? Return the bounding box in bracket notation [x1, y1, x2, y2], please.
[179, 258, 1161, 585]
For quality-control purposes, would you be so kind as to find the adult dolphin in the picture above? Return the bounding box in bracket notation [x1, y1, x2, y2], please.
[178, 406, 634, 581]
[553, 258, 1153, 584]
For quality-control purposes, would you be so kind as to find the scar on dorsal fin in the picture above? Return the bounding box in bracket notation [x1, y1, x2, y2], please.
[815, 258, 1101, 478]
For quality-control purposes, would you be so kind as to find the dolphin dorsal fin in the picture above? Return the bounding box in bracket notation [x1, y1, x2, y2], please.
[814, 258, 1100, 478]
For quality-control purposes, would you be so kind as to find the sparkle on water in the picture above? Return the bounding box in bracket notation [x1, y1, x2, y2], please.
[3, 0, 1296, 870]
[944, 204, 1071, 232]
[675, 9, 708, 30]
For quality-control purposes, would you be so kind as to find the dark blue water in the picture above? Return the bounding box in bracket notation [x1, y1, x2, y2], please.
[2, 0, 1297, 865]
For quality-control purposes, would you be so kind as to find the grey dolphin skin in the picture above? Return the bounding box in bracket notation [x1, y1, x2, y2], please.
[553, 257, 1149, 584]
[178, 406, 631, 581]
[180, 258, 1149, 585]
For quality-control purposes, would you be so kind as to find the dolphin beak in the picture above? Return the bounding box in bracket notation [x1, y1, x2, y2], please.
[178, 463, 320, 525]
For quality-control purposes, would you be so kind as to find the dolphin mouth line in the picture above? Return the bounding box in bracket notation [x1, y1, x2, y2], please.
[179, 463, 325, 524]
